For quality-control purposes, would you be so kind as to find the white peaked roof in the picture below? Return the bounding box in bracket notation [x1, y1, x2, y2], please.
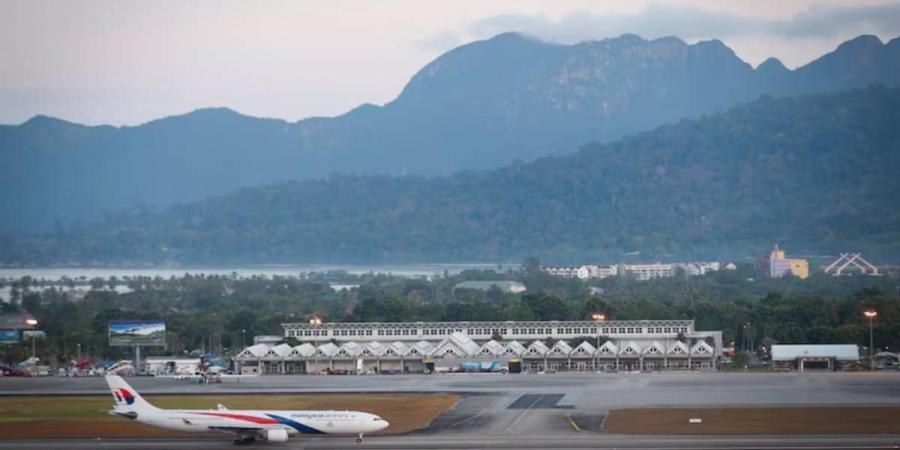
[619, 341, 642, 356]
[359, 341, 386, 357]
[642, 341, 665, 356]
[413, 340, 435, 354]
[502, 340, 527, 356]
[430, 341, 465, 358]
[525, 340, 550, 357]
[236, 334, 719, 362]
[290, 343, 317, 358]
[404, 340, 434, 357]
[690, 340, 714, 356]
[263, 343, 292, 359]
[477, 340, 504, 356]
[548, 340, 574, 357]
[597, 341, 618, 357]
[667, 341, 689, 356]
[379, 342, 406, 358]
[335, 342, 363, 358]
[238, 343, 270, 359]
[449, 332, 481, 354]
[430, 336, 472, 358]
[315, 342, 340, 357]
[570, 341, 597, 357]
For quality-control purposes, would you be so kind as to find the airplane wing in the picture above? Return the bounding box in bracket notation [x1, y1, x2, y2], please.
[207, 426, 265, 434]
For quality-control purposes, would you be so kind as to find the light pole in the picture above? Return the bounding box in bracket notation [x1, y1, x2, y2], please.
[864, 309, 877, 370]
[25, 318, 38, 359]
[591, 313, 606, 371]
[591, 312, 607, 348]
[742, 322, 753, 354]
[741, 323, 747, 352]
[309, 317, 324, 374]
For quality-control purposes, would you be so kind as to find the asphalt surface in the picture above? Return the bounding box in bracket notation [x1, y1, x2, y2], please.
[3, 435, 900, 450]
[4, 372, 900, 407]
[2, 372, 900, 449]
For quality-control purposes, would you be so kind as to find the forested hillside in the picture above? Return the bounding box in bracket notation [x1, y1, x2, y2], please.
[5, 86, 899, 265]
[2, 33, 898, 231]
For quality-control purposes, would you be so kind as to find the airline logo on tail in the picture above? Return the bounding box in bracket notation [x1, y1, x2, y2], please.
[113, 388, 136, 405]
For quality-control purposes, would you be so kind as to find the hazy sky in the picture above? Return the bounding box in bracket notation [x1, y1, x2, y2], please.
[2, 0, 899, 125]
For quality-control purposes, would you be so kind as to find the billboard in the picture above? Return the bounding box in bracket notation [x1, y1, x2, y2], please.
[0, 329, 21, 343]
[109, 321, 166, 346]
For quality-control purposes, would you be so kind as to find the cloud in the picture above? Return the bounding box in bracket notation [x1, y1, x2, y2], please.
[771, 3, 900, 38]
[467, 6, 758, 43]
[452, 2, 900, 45]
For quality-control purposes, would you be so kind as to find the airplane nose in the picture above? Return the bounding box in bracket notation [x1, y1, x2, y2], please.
[379, 420, 390, 430]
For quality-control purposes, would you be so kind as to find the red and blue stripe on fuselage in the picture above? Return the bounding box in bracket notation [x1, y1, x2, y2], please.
[196, 412, 324, 434]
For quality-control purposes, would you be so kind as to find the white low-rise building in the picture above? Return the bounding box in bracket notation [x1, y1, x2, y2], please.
[623, 263, 675, 280]
[453, 281, 526, 294]
[678, 262, 721, 276]
[543, 266, 588, 278]
[587, 265, 618, 279]
[543, 265, 618, 279]
[144, 357, 202, 375]
[544, 262, 723, 280]
[771, 344, 859, 371]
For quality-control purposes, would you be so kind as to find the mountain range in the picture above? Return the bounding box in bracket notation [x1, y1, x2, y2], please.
[5, 86, 899, 265]
[2, 33, 899, 232]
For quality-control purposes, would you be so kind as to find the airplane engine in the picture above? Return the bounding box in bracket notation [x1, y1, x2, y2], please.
[265, 429, 290, 442]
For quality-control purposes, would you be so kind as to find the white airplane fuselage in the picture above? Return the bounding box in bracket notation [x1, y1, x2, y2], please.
[122, 407, 387, 435]
[106, 375, 388, 443]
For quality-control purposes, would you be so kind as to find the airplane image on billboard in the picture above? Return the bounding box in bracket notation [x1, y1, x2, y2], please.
[0, 329, 21, 343]
[109, 321, 166, 346]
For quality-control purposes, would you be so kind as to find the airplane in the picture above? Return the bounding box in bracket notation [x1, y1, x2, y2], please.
[458, 361, 504, 372]
[106, 375, 389, 445]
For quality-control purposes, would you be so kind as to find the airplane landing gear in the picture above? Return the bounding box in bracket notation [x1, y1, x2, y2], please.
[233, 435, 256, 446]
[356, 432, 364, 443]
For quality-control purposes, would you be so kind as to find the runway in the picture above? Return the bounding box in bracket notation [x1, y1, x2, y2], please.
[4, 372, 900, 409]
[2, 372, 900, 449]
[3, 434, 900, 450]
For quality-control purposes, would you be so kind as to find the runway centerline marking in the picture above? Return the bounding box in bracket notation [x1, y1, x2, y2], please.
[506, 394, 541, 434]
[566, 412, 581, 432]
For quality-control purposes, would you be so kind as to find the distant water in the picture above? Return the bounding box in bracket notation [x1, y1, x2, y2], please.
[0, 263, 504, 281]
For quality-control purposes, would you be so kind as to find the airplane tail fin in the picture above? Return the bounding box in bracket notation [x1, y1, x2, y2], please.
[105, 375, 157, 413]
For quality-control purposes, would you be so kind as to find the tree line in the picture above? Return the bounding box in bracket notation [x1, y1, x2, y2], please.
[1, 266, 898, 364]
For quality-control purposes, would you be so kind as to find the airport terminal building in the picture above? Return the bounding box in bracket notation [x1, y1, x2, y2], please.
[235, 320, 723, 375]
